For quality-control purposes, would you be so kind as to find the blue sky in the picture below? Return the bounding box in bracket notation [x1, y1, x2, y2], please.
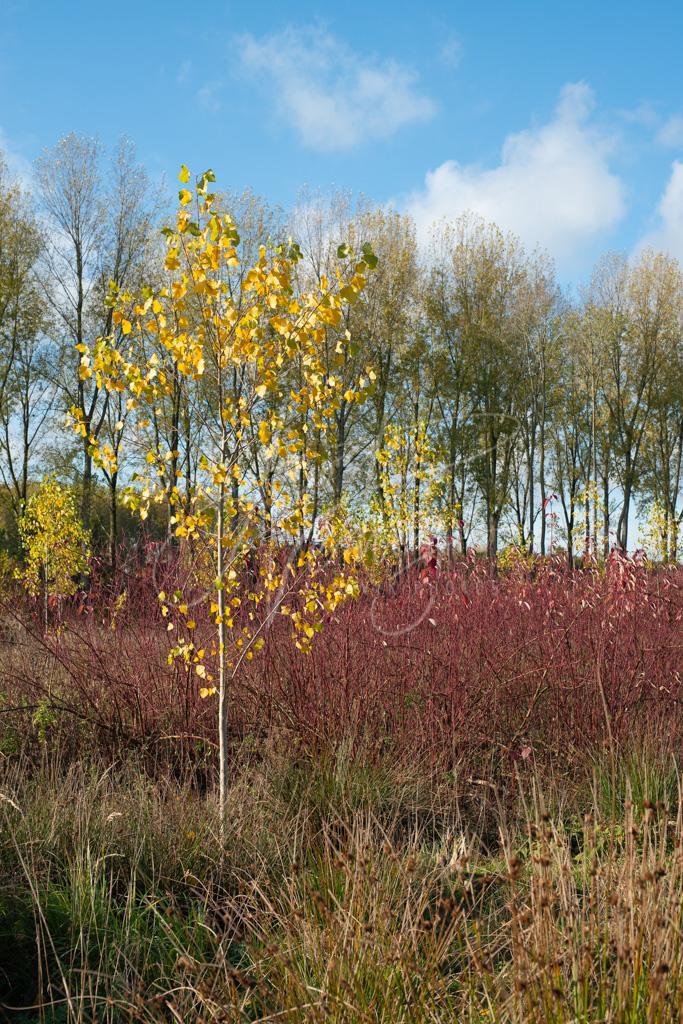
[2, 0, 683, 285]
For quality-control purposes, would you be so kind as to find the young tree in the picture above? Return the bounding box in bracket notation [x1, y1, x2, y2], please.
[17, 478, 90, 631]
[375, 414, 441, 570]
[75, 166, 376, 823]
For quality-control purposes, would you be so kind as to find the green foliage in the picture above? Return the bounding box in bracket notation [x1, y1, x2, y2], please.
[17, 478, 90, 600]
[32, 697, 57, 744]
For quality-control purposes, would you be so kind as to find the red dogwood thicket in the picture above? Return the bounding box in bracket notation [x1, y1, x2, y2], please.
[2, 550, 681, 775]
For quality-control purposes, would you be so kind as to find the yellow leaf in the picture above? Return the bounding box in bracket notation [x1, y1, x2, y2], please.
[255, 384, 267, 399]
[179, 189, 192, 206]
[179, 164, 190, 184]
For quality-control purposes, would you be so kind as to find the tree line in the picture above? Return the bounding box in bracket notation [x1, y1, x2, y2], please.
[1, 133, 682, 566]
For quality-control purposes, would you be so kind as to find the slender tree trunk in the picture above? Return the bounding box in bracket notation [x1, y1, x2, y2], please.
[566, 516, 574, 569]
[305, 457, 321, 548]
[446, 442, 456, 565]
[486, 426, 498, 558]
[413, 459, 421, 561]
[333, 406, 346, 506]
[375, 455, 387, 523]
[412, 396, 421, 561]
[168, 371, 181, 535]
[487, 508, 499, 559]
[82, 441, 92, 528]
[216, 458, 228, 831]
[76, 238, 93, 529]
[20, 402, 30, 511]
[617, 472, 632, 552]
[231, 473, 240, 539]
[183, 404, 193, 517]
[458, 514, 467, 556]
[591, 368, 598, 559]
[109, 472, 118, 571]
[670, 422, 683, 560]
[539, 425, 547, 556]
[602, 458, 610, 558]
[297, 457, 306, 550]
[263, 473, 273, 544]
[528, 444, 535, 555]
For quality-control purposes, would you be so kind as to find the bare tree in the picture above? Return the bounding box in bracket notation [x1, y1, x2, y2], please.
[36, 134, 156, 540]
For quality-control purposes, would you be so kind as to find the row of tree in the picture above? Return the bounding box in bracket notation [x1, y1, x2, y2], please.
[1, 134, 682, 565]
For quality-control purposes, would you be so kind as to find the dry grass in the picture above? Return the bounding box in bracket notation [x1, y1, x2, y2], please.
[2, 748, 683, 1022]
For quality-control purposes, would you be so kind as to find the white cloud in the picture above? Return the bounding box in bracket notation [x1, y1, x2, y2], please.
[438, 35, 463, 69]
[403, 83, 625, 270]
[237, 26, 435, 151]
[197, 81, 223, 113]
[656, 115, 683, 148]
[637, 161, 683, 260]
[619, 100, 659, 129]
[176, 59, 192, 85]
[0, 126, 32, 188]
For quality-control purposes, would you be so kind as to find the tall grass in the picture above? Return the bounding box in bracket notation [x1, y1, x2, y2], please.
[3, 749, 683, 1021]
